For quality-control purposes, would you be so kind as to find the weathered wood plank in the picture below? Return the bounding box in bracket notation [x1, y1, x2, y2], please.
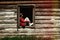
[0, 32, 59, 35]
[36, 4, 58, 8]
[5, 15, 17, 17]
[0, 17, 17, 20]
[0, 1, 59, 4]
[0, 24, 17, 28]
[0, 5, 17, 9]
[35, 16, 51, 20]
[35, 8, 60, 12]
[0, 14, 17, 16]
[3, 19, 17, 22]
[0, 11, 14, 14]
[35, 24, 54, 27]
[0, 22, 17, 24]
[35, 20, 60, 24]
[35, 29, 60, 34]
[35, 24, 60, 28]
[35, 20, 53, 24]
[0, 9, 17, 12]
[0, 28, 35, 33]
[35, 16, 60, 20]
[35, 12, 60, 16]
[0, 15, 17, 17]
[0, 15, 17, 19]
[0, 28, 60, 33]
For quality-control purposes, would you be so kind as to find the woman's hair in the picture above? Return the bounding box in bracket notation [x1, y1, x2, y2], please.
[20, 15, 21, 17]
[20, 13, 23, 17]
[20, 14, 23, 17]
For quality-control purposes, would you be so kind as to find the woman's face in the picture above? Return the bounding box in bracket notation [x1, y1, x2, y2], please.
[22, 15, 23, 17]
[20, 15, 23, 18]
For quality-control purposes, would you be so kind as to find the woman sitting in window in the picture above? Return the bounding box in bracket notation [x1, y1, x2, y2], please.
[20, 15, 26, 29]
[20, 14, 33, 29]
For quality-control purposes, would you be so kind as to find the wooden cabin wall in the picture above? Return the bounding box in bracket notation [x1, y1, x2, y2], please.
[34, 1, 60, 40]
[0, 1, 60, 40]
[0, 5, 17, 29]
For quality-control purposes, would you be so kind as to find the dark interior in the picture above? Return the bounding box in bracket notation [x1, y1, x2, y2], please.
[20, 5, 34, 23]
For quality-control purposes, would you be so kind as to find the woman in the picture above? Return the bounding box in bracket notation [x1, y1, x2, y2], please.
[20, 15, 26, 29]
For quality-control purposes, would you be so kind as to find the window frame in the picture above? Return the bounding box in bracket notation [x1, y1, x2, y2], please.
[17, 4, 35, 28]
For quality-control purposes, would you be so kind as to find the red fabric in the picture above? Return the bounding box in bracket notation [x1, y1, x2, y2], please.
[20, 17, 26, 26]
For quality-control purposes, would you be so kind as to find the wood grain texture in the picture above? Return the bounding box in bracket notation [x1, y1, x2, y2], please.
[35, 20, 53, 24]
[35, 16, 60, 20]
[0, 1, 59, 4]
[35, 8, 60, 12]
[35, 12, 60, 16]
[35, 20, 60, 24]
[35, 24, 60, 28]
